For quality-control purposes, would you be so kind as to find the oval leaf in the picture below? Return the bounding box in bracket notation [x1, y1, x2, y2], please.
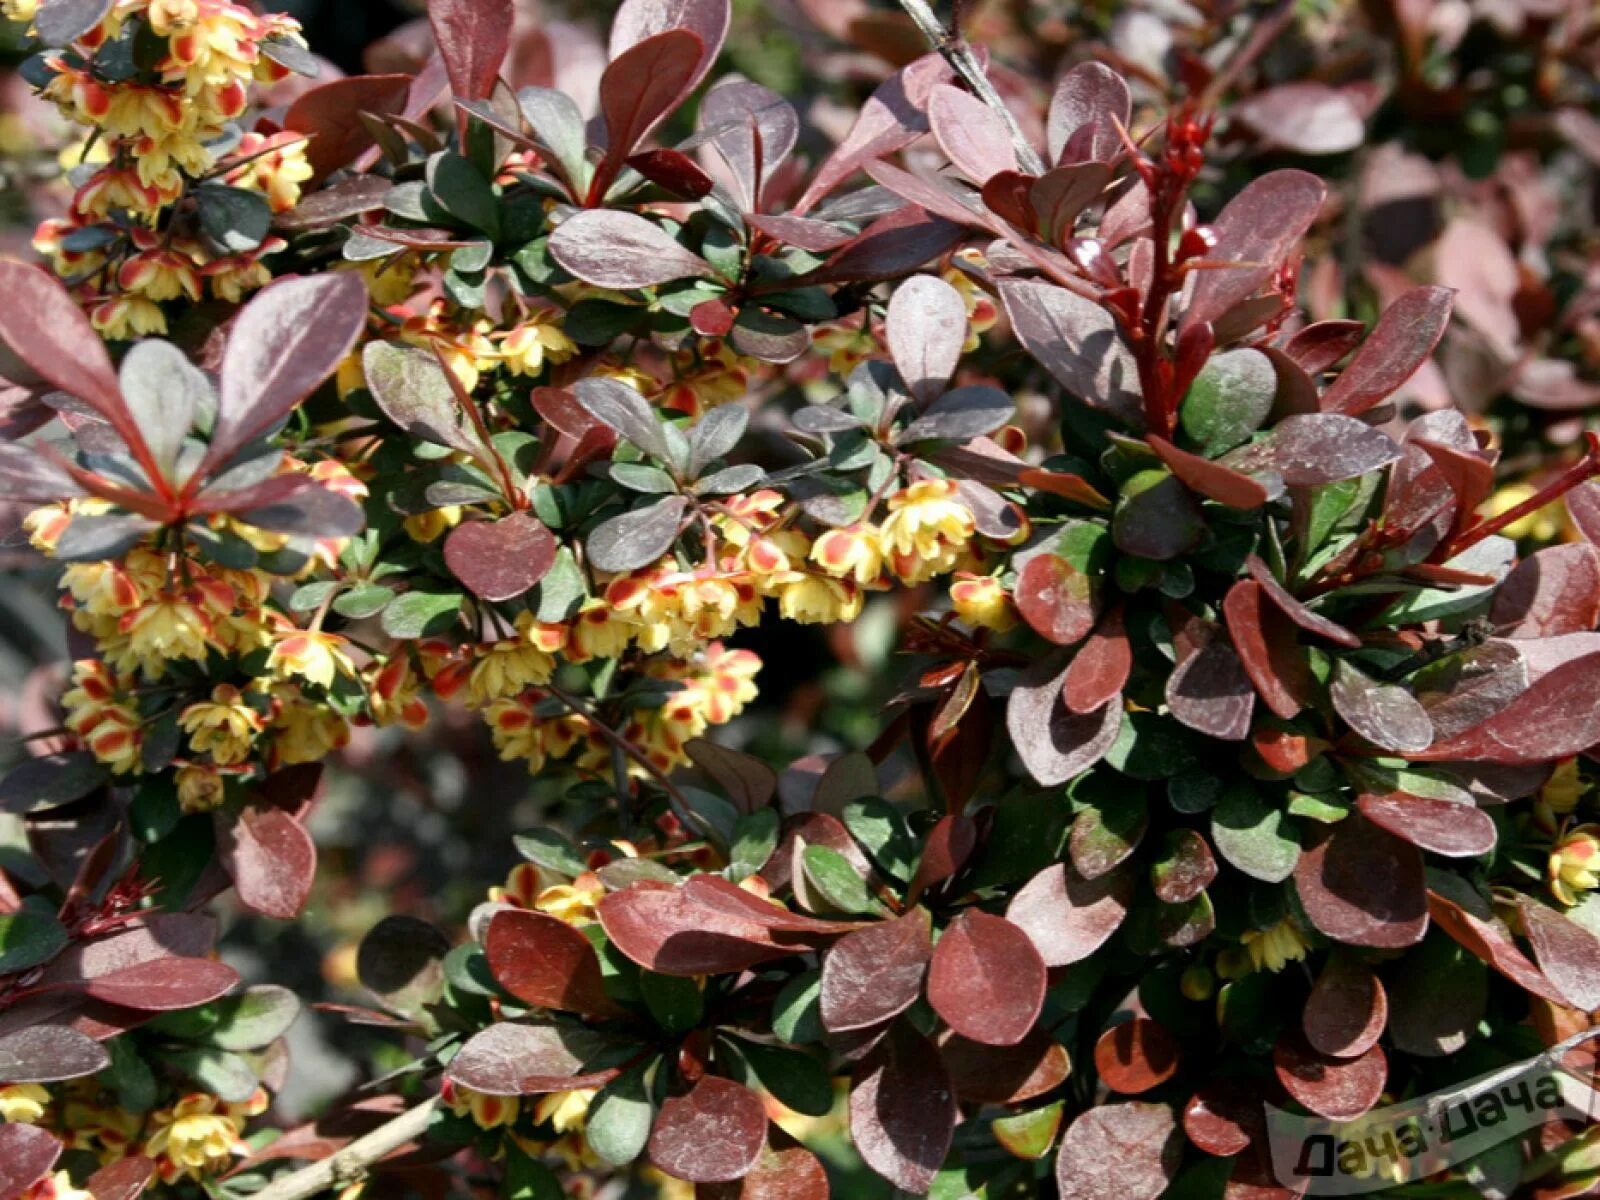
[927, 910, 1046, 1047]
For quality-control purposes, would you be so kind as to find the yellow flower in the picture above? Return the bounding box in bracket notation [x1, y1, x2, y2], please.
[1550, 825, 1600, 906]
[949, 574, 1016, 631]
[811, 525, 884, 585]
[777, 574, 863, 624]
[88, 294, 168, 340]
[81, 704, 143, 775]
[533, 1088, 596, 1133]
[1542, 758, 1584, 816]
[0, 1083, 49, 1123]
[567, 599, 637, 662]
[176, 762, 227, 814]
[21, 1173, 92, 1200]
[143, 1093, 246, 1181]
[444, 1082, 518, 1130]
[1, 0, 39, 23]
[225, 131, 314, 213]
[468, 618, 566, 706]
[269, 686, 350, 765]
[180, 684, 266, 765]
[1240, 918, 1310, 974]
[491, 861, 553, 908]
[497, 311, 577, 377]
[268, 631, 356, 690]
[534, 877, 605, 927]
[877, 479, 975, 584]
[365, 657, 429, 730]
[404, 506, 461, 544]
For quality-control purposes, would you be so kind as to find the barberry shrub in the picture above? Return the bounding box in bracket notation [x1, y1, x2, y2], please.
[1, 0, 1599, 1198]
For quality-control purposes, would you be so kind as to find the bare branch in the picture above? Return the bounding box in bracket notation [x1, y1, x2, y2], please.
[247, 1097, 440, 1200]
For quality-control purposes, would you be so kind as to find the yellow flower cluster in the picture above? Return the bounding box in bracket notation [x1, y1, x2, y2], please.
[0, 1081, 265, 1186]
[21, 0, 313, 336]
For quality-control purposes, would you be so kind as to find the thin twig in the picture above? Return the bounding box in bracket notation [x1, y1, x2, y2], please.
[247, 1097, 440, 1200]
[896, 0, 1047, 175]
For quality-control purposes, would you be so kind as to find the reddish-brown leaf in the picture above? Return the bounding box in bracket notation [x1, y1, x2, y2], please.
[685, 741, 777, 814]
[905, 814, 975, 904]
[430, 0, 513, 139]
[1224, 580, 1312, 720]
[939, 1027, 1071, 1104]
[1063, 603, 1132, 714]
[1148, 435, 1269, 508]
[1490, 543, 1600, 638]
[284, 74, 413, 181]
[1282, 320, 1366, 376]
[927, 910, 1046, 1046]
[445, 1022, 618, 1095]
[1151, 829, 1217, 904]
[85, 1156, 155, 1200]
[649, 1076, 768, 1183]
[443, 512, 557, 601]
[1006, 656, 1122, 787]
[0, 1123, 60, 1200]
[680, 874, 859, 936]
[1410, 650, 1600, 764]
[595, 31, 708, 196]
[1273, 1035, 1387, 1121]
[1303, 955, 1387, 1059]
[0, 262, 130, 442]
[850, 1024, 957, 1195]
[608, 0, 729, 91]
[1166, 632, 1255, 741]
[486, 908, 619, 1018]
[821, 908, 931, 1033]
[81, 957, 238, 1011]
[886, 274, 967, 404]
[0, 1026, 109, 1083]
[598, 881, 822, 977]
[217, 807, 316, 921]
[698, 1136, 830, 1200]
[1294, 817, 1428, 949]
[1518, 899, 1600, 1012]
[1093, 1018, 1181, 1094]
[1426, 888, 1570, 1006]
[1055, 1102, 1182, 1200]
[1016, 553, 1097, 646]
[1413, 438, 1495, 536]
[1006, 861, 1132, 966]
[1356, 793, 1496, 858]
[1320, 286, 1454, 417]
[1183, 1085, 1258, 1156]
[1245, 557, 1361, 648]
[928, 83, 1018, 183]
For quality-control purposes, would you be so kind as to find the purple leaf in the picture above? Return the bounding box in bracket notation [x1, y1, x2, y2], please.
[1330, 661, 1434, 754]
[1063, 604, 1132, 714]
[799, 205, 964, 288]
[118, 340, 209, 480]
[1165, 632, 1254, 741]
[1283, 319, 1366, 375]
[1246, 557, 1361, 647]
[0, 1123, 60, 1200]
[585, 494, 689, 573]
[195, 474, 364, 539]
[550, 209, 712, 288]
[1321, 286, 1454, 417]
[85, 1158, 155, 1200]
[1490, 543, 1600, 638]
[217, 807, 316, 921]
[1303, 955, 1387, 1059]
[595, 30, 705, 197]
[1356, 793, 1496, 858]
[928, 83, 1018, 183]
[608, 0, 729, 94]
[698, 79, 797, 212]
[34, 0, 113, 46]
[1055, 1102, 1181, 1200]
[927, 910, 1046, 1046]
[886, 275, 967, 405]
[207, 274, 368, 477]
[598, 881, 826, 977]
[1005, 656, 1121, 786]
[0, 1025, 109, 1083]
[1046, 62, 1130, 165]
[0, 443, 85, 503]
[284, 74, 413, 182]
[1295, 817, 1428, 949]
[850, 1024, 957, 1195]
[1015, 554, 1097, 646]
[430, 0, 514, 140]
[1006, 861, 1132, 966]
[1518, 899, 1600, 1012]
[821, 908, 931, 1032]
[1273, 1036, 1386, 1121]
[998, 278, 1143, 428]
[648, 1076, 767, 1183]
[81, 956, 239, 1010]
[444, 512, 557, 601]
[1410, 649, 1600, 764]
[1232, 83, 1365, 155]
[1181, 170, 1325, 337]
[1223, 413, 1401, 486]
[446, 1022, 618, 1095]
[1147, 435, 1268, 509]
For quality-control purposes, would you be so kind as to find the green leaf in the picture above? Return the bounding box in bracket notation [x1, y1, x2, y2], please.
[731, 1038, 834, 1116]
[729, 809, 780, 882]
[585, 1061, 655, 1166]
[333, 583, 395, 620]
[168, 1047, 259, 1103]
[128, 777, 182, 842]
[563, 300, 645, 346]
[99, 1035, 158, 1113]
[289, 580, 339, 613]
[1211, 784, 1300, 882]
[513, 828, 587, 877]
[535, 548, 587, 621]
[800, 845, 873, 915]
[992, 1101, 1063, 1159]
[1303, 478, 1364, 554]
[772, 970, 823, 1044]
[640, 971, 703, 1034]
[196, 184, 272, 254]
[841, 799, 915, 881]
[381, 590, 463, 639]
[609, 462, 679, 493]
[0, 910, 68, 974]
[1179, 348, 1276, 455]
[206, 986, 302, 1051]
[426, 152, 500, 238]
[1105, 711, 1199, 780]
[503, 1141, 564, 1199]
